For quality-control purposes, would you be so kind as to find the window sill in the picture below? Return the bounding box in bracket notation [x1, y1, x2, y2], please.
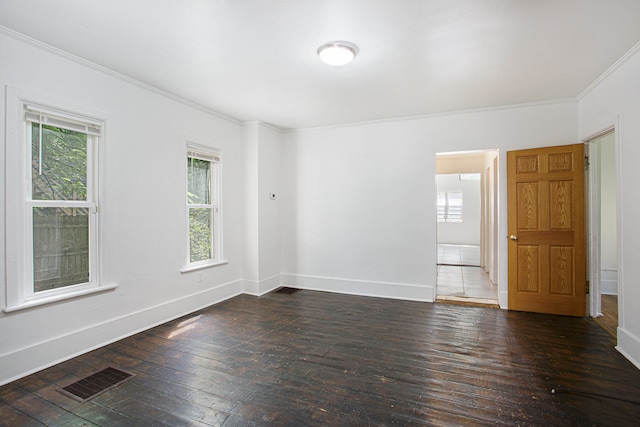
[3, 283, 119, 313]
[180, 260, 229, 273]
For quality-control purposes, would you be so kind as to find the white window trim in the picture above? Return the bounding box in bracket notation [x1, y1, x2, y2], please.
[181, 136, 226, 273]
[3, 86, 117, 312]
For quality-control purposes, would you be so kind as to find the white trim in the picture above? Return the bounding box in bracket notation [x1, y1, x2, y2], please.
[25, 104, 102, 135]
[243, 274, 282, 296]
[0, 25, 240, 126]
[183, 138, 223, 270]
[587, 140, 602, 317]
[580, 123, 616, 143]
[617, 327, 640, 371]
[280, 273, 434, 302]
[498, 290, 508, 309]
[0, 279, 243, 386]
[3, 283, 118, 313]
[284, 98, 577, 133]
[242, 279, 260, 295]
[614, 117, 625, 332]
[577, 39, 640, 101]
[4, 86, 108, 311]
[0, 26, 581, 133]
[601, 270, 618, 295]
[583, 120, 620, 320]
[241, 120, 284, 134]
[180, 259, 229, 273]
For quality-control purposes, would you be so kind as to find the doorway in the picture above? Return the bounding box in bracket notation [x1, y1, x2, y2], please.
[435, 150, 499, 304]
[587, 130, 619, 337]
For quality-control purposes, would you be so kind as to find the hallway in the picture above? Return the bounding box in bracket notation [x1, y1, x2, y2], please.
[437, 244, 480, 266]
[437, 244, 497, 301]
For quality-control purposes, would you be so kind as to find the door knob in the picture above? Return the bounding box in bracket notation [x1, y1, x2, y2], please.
[509, 235, 518, 241]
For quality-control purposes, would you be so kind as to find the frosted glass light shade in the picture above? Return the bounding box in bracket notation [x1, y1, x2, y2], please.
[317, 41, 359, 66]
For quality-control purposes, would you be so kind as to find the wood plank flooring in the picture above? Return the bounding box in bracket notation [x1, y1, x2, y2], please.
[595, 295, 618, 339]
[2, 290, 640, 426]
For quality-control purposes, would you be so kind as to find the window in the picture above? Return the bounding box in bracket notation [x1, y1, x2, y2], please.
[437, 192, 463, 222]
[3, 96, 114, 312]
[184, 144, 223, 270]
[459, 173, 481, 181]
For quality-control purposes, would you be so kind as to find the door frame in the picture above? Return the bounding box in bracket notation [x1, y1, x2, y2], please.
[583, 123, 622, 319]
[434, 150, 499, 299]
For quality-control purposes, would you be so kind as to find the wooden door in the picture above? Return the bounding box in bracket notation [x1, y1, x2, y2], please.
[507, 144, 586, 316]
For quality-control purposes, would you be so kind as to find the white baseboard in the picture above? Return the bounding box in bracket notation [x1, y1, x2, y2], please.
[498, 290, 508, 309]
[601, 281, 618, 295]
[281, 273, 434, 302]
[601, 270, 618, 295]
[0, 279, 243, 386]
[243, 274, 281, 296]
[617, 327, 640, 371]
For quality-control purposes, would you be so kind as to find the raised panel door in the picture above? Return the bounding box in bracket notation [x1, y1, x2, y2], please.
[507, 144, 585, 316]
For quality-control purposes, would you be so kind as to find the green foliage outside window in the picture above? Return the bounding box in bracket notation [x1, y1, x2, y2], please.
[30, 123, 90, 291]
[187, 157, 214, 262]
[189, 208, 212, 262]
[32, 123, 87, 201]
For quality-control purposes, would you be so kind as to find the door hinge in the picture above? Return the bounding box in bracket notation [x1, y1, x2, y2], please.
[584, 155, 590, 170]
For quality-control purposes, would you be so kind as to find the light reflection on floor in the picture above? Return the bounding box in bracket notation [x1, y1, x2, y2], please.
[167, 314, 202, 339]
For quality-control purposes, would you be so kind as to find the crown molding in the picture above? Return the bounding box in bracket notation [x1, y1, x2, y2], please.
[577, 39, 640, 101]
[284, 98, 577, 134]
[0, 25, 241, 126]
[241, 120, 284, 133]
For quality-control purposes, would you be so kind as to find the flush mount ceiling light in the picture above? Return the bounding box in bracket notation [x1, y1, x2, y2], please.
[317, 41, 359, 66]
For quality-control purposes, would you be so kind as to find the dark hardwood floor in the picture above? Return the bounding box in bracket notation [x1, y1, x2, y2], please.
[2, 290, 639, 426]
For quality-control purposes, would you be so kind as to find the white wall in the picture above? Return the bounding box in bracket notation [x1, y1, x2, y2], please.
[242, 122, 260, 288]
[6, 24, 638, 384]
[436, 174, 481, 245]
[258, 124, 283, 287]
[579, 43, 640, 369]
[281, 101, 578, 305]
[243, 121, 283, 295]
[0, 31, 244, 384]
[436, 152, 485, 174]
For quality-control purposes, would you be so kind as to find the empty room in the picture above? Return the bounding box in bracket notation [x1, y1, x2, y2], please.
[2, 1, 640, 425]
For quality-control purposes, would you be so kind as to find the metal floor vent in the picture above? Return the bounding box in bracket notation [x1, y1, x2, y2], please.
[274, 287, 302, 295]
[58, 367, 135, 402]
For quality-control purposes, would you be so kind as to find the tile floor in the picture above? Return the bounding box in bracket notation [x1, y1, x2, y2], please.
[437, 244, 498, 300]
[437, 244, 480, 266]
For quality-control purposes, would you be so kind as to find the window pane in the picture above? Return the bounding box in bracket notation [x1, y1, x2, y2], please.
[32, 123, 87, 201]
[448, 192, 463, 206]
[448, 206, 463, 216]
[32, 207, 90, 292]
[459, 173, 481, 181]
[447, 213, 462, 223]
[187, 158, 211, 205]
[189, 207, 213, 262]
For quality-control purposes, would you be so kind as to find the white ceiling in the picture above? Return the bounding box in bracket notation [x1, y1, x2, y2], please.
[2, 0, 640, 130]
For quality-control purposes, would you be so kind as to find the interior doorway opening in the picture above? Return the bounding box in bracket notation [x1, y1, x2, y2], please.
[587, 130, 619, 338]
[435, 150, 499, 305]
